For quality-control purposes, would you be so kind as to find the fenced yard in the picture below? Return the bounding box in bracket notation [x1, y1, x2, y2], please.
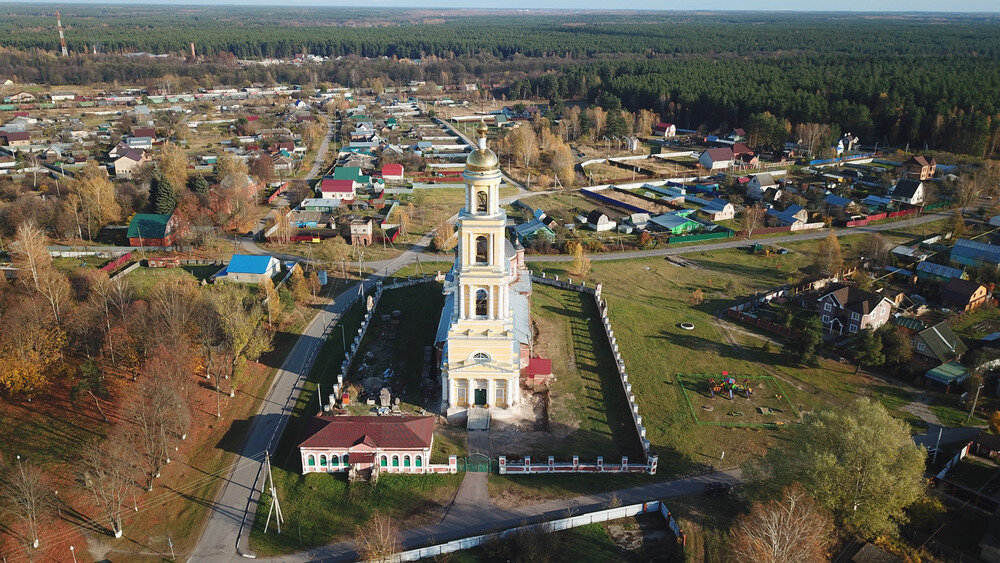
[675, 374, 799, 427]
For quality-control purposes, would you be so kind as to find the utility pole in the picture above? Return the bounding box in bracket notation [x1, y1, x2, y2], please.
[167, 537, 174, 560]
[966, 383, 984, 425]
[263, 451, 284, 534]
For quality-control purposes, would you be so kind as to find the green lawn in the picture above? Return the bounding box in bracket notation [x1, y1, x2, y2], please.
[252, 471, 462, 556]
[529, 283, 644, 459]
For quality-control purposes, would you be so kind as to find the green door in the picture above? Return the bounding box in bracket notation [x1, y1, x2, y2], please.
[474, 388, 487, 406]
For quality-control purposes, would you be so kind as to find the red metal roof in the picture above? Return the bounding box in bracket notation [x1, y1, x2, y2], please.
[299, 415, 435, 450]
[521, 357, 552, 377]
[653, 122, 674, 130]
[320, 178, 356, 193]
[381, 163, 404, 176]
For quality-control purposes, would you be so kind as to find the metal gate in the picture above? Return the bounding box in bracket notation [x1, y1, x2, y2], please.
[460, 453, 492, 473]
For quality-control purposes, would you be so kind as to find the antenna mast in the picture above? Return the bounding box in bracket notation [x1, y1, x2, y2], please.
[57, 12, 68, 57]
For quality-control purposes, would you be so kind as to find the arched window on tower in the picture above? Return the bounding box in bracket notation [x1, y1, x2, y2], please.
[475, 235, 489, 264]
[476, 190, 489, 214]
[476, 288, 489, 317]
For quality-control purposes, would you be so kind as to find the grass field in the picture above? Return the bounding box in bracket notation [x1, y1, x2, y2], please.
[524, 283, 644, 459]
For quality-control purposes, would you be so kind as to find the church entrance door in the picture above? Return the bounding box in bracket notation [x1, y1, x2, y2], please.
[474, 388, 487, 406]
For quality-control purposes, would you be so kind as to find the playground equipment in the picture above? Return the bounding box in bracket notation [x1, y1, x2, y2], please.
[709, 377, 753, 400]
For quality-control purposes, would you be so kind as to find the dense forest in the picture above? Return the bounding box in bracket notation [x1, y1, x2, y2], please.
[2, 8, 999, 59]
[2, 7, 1000, 156]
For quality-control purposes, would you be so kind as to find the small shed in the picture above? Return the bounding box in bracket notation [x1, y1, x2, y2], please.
[924, 361, 969, 391]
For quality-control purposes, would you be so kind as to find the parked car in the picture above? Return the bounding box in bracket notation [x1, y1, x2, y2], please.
[704, 482, 732, 497]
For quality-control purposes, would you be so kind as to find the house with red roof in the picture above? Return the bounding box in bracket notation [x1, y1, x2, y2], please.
[652, 122, 676, 137]
[298, 415, 441, 476]
[319, 178, 357, 200]
[699, 147, 735, 170]
[381, 162, 404, 181]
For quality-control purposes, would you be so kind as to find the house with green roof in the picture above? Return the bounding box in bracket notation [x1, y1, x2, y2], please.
[127, 213, 179, 247]
[924, 361, 969, 391]
[332, 166, 371, 184]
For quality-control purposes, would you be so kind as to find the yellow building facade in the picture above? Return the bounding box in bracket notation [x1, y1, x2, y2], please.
[438, 123, 531, 417]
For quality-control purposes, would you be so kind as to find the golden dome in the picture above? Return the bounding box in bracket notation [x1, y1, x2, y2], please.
[466, 147, 499, 172]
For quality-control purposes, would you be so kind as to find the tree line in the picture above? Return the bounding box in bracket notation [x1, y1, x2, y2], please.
[511, 53, 1000, 158]
[2, 8, 999, 59]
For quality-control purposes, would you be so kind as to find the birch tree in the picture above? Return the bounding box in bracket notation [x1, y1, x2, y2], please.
[3, 459, 49, 549]
[80, 431, 135, 538]
[10, 221, 51, 292]
[730, 484, 833, 563]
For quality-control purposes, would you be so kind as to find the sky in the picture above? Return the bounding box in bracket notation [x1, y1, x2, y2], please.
[15, 0, 1000, 11]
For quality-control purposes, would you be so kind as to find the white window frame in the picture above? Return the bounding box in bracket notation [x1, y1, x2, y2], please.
[850, 311, 860, 321]
[821, 315, 830, 323]
[916, 342, 926, 351]
[824, 303, 832, 312]
[849, 324, 858, 333]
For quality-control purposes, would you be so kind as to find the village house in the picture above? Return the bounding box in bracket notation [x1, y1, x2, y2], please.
[766, 204, 808, 226]
[381, 162, 404, 181]
[5, 92, 35, 103]
[951, 239, 1000, 268]
[649, 211, 701, 235]
[696, 198, 735, 221]
[746, 172, 781, 201]
[127, 213, 179, 246]
[125, 136, 154, 150]
[916, 261, 967, 283]
[114, 150, 150, 179]
[911, 321, 968, 365]
[699, 147, 735, 170]
[220, 254, 281, 284]
[903, 155, 937, 180]
[349, 217, 374, 246]
[0, 131, 31, 148]
[817, 284, 894, 335]
[939, 278, 989, 312]
[319, 178, 357, 200]
[49, 91, 76, 102]
[652, 122, 676, 137]
[586, 210, 616, 231]
[890, 178, 926, 205]
[298, 415, 435, 477]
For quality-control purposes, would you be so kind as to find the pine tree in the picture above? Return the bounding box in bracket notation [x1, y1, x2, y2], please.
[188, 175, 210, 194]
[149, 171, 177, 214]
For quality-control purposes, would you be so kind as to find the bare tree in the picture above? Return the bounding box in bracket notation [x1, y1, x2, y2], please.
[151, 279, 199, 342]
[740, 205, 766, 239]
[858, 233, 890, 267]
[80, 431, 135, 538]
[730, 485, 833, 563]
[794, 123, 831, 156]
[3, 458, 49, 549]
[36, 267, 72, 324]
[10, 220, 51, 292]
[355, 511, 402, 561]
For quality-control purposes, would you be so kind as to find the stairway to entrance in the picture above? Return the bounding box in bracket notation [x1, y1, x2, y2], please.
[467, 406, 491, 430]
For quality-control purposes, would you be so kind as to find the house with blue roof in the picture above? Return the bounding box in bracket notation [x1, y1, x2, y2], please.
[915, 260, 967, 283]
[698, 198, 735, 221]
[221, 254, 281, 284]
[862, 195, 894, 212]
[766, 204, 808, 227]
[951, 239, 1000, 268]
[824, 194, 854, 211]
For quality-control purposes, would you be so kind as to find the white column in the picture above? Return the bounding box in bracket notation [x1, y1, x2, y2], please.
[485, 378, 492, 408]
[488, 286, 495, 320]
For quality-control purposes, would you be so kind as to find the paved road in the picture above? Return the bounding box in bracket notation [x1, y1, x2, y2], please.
[262, 468, 742, 562]
[190, 231, 435, 561]
[521, 209, 954, 263]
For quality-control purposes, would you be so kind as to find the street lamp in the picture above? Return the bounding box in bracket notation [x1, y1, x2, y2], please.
[69, 546, 76, 563]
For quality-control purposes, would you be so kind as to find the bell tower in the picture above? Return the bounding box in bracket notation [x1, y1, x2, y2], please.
[440, 122, 523, 417]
